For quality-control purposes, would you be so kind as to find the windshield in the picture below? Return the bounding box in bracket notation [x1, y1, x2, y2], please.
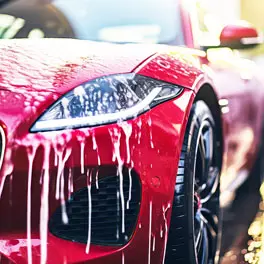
[0, 0, 184, 45]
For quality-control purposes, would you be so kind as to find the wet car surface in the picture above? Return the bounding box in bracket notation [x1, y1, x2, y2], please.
[0, 1, 264, 264]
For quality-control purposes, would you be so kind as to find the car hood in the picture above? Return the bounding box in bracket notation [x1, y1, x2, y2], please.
[0, 39, 161, 136]
[0, 39, 203, 137]
[0, 38, 159, 95]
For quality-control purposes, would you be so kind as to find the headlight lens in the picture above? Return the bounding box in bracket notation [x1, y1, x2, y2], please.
[31, 74, 182, 132]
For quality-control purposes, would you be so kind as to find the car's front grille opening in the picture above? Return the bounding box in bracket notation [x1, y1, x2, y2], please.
[49, 166, 141, 246]
[0, 126, 5, 171]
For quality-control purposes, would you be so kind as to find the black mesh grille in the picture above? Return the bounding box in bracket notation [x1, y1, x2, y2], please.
[49, 167, 141, 245]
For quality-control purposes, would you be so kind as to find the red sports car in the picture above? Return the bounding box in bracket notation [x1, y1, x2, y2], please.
[0, 0, 264, 264]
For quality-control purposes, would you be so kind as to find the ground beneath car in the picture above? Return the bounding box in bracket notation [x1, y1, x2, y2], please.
[220, 173, 263, 264]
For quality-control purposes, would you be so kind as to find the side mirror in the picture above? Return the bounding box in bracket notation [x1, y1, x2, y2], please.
[220, 22, 262, 49]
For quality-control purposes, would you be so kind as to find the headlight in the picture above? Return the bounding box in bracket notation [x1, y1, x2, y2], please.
[30, 74, 183, 132]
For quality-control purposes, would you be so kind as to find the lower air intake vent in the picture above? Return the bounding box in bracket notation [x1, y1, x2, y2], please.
[49, 167, 141, 245]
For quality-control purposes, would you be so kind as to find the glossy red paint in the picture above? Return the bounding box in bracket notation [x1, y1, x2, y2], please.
[0, 46, 195, 262]
[0, 39, 198, 263]
[135, 51, 203, 89]
[0, 2, 264, 264]
[0, 39, 158, 96]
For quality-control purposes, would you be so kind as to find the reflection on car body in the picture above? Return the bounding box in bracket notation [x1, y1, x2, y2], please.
[0, 0, 264, 264]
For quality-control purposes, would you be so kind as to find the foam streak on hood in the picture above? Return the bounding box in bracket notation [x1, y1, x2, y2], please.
[0, 39, 157, 95]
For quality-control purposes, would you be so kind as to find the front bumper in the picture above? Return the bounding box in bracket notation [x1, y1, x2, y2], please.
[0, 89, 193, 264]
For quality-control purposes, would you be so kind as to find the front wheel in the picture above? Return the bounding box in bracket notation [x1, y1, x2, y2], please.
[166, 101, 222, 264]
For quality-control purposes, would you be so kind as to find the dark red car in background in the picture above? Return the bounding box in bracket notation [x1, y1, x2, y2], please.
[0, 0, 264, 263]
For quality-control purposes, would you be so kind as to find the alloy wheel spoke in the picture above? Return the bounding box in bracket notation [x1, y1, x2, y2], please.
[200, 208, 218, 238]
[198, 135, 207, 179]
[202, 128, 213, 166]
[195, 212, 211, 264]
[200, 167, 220, 204]
[197, 126, 214, 192]
[198, 224, 209, 264]
[195, 213, 204, 252]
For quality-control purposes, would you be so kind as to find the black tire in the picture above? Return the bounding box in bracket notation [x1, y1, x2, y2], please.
[165, 101, 222, 264]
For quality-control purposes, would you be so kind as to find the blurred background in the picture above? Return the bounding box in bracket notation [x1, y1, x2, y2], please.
[0, 0, 264, 60]
[0, 0, 264, 263]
